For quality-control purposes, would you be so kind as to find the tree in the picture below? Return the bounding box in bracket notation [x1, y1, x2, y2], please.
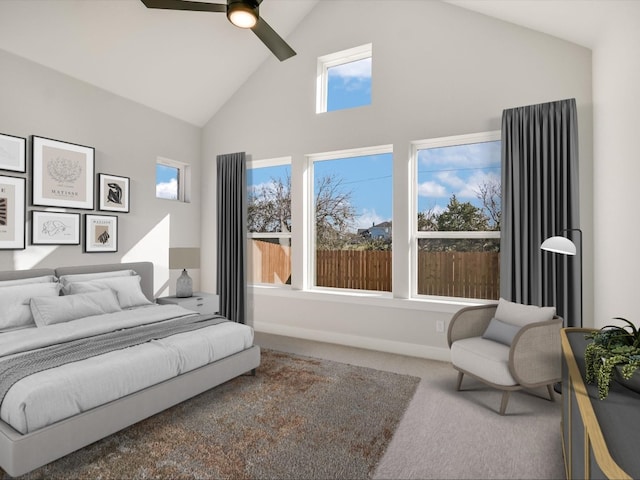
[436, 195, 489, 231]
[417, 208, 438, 231]
[314, 173, 356, 249]
[474, 177, 501, 230]
[247, 174, 291, 233]
[247, 172, 356, 250]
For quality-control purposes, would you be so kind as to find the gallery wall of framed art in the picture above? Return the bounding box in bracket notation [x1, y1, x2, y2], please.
[0, 131, 131, 251]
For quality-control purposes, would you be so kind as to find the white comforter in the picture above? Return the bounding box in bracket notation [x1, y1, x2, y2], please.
[0, 305, 254, 434]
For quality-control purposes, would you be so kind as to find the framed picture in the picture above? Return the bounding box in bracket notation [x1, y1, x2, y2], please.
[32, 136, 95, 209]
[31, 210, 80, 245]
[0, 175, 26, 250]
[0, 133, 26, 173]
[84, 214, 117, 253]
[98, 173, 130, 213]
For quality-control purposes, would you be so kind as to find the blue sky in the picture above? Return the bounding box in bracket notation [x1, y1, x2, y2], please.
[417, 141, 501, 215]
[156, 164, 178, 199]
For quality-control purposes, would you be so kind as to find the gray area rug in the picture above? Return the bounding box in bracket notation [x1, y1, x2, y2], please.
[374, 359, 565, 480]
[7, 349, 419, 480]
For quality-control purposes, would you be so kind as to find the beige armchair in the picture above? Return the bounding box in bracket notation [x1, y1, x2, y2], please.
[447, 300, 562, 415]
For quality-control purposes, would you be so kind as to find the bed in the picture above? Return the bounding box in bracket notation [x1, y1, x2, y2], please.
[0, 261, 260, 477]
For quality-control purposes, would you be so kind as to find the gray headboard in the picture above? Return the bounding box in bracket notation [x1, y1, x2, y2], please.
[0, 262, 155, 302]
[55, 262, 155, 301]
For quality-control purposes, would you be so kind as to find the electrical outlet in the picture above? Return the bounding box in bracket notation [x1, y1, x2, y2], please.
[436, 320, 445, 333]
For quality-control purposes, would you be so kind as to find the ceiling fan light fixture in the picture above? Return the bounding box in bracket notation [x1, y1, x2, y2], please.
[227, 1, 258, 29]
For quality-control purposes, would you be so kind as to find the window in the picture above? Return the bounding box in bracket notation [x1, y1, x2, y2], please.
[156, 157, 189, 202]
[316, 43, 372, 113]
[308, 145, 393, 292]
[412, 132, 501, 300]
[247, 157, 292, 286]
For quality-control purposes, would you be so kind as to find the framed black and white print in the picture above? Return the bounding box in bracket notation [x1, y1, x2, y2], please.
[31, 210, 80, 245]
[32, 136, 95, 209]
[0, 175, 26, 250]
[84, 214, 117, 253]
[98, 173, 130, 213]
[0, 133, 26, 173]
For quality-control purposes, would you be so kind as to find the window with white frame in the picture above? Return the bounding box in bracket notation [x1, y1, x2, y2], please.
[316, 43, 372, 113]
[156, 157, 190, 202]
[412, 132, 501, 300]
[247, 157, 292, 286]
[307, 145, 393, 292]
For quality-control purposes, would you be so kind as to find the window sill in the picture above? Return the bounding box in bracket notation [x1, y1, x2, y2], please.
[248, 284, 492, 314]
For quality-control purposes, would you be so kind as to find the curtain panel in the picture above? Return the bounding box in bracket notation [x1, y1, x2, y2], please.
[500, 98, 581, 326]
[216, 152, 247, 324]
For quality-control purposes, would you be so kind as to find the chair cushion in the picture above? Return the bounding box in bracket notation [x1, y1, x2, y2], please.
[495, 297, 555, 327]
[482, 317, 521, 346]
[450, 337, 517, 386]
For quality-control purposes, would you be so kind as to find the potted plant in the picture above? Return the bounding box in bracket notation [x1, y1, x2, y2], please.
[584, 317, 640, 400]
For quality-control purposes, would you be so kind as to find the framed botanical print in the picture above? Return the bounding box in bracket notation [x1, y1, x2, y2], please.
[0, 175, 26, 250]
[32, 136, 95, 209]
[31, 210, 80, 245]
[98, 173, 130, 213]
[0, 133, 26, 173]
[84, 214, 118, 253]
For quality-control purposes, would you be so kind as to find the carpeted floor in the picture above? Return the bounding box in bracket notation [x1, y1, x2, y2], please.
[6, 349, 420, 480]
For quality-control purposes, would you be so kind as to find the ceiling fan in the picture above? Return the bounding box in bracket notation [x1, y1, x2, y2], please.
[140, 0, 296, 61]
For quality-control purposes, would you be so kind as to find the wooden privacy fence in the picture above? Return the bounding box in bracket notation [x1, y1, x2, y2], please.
[316, 250, 392, 292]
[249, 239, 500, 299]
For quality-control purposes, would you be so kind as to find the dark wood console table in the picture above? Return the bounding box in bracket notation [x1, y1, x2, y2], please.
[561, 328, 635, 479]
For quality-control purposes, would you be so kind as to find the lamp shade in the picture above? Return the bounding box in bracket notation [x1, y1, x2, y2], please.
[540, 236, 577, 256]
[169, 247, 201, 269]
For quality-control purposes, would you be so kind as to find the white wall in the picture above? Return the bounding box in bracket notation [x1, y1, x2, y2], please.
[0, 48, 202, 296]
[201, 1, 593, 360]
[592, 5, 640, 328]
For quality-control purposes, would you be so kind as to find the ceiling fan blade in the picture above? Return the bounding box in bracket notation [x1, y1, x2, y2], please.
[251, 17, 296, 61]
[140, 0, 225, 13]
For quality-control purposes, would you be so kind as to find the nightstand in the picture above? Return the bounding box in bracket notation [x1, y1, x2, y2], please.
[156, 292, 219, 315]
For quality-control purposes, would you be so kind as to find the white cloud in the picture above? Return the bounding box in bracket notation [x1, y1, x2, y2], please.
[328, 57, 372, 80]
[156, 179, 178, 200]
[436, 171, 465, 189]
[456, 171, 501, 199]
[355, 208, 385, 230]
[417, 181, 447, 197]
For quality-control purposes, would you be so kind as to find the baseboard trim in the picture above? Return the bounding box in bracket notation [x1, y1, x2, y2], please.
[253, 321, 451, 363]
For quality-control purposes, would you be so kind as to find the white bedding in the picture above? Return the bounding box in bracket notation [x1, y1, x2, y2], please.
[0, 305, 254, 434]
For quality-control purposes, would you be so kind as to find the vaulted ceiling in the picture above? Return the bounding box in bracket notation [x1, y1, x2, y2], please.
[0, 1, 618, 127]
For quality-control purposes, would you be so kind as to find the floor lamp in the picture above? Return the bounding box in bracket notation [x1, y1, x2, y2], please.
[541, 228, 582, 394]
[540, 228, 583, 327]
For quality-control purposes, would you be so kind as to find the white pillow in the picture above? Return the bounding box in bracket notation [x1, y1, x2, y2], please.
[65, 275, 152, 309]
[58, 269, 136, 287]
[0, 282, 62, 331]
[31, 289, 122, 327]
[494, 297, 555, 327]
[0, 275, 57, 287]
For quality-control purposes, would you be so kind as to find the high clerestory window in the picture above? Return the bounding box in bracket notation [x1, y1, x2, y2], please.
[316, 43, 372, 113]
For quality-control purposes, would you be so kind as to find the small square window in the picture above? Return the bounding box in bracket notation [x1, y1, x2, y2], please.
[317, 44, 372, 113]
[156, 157, 189, 202]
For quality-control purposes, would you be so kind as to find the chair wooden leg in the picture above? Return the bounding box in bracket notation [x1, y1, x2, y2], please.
[499, 390, 511, 415]
[547, 383, 555, 401]
[456, 371, 464, 391]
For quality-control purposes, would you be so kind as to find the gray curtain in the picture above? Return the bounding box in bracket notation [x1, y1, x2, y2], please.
[216, 152, 246, 324]
[500, 98, 581, 326]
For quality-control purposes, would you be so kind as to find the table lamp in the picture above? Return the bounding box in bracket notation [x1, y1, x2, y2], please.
[169, 247, 200, 297]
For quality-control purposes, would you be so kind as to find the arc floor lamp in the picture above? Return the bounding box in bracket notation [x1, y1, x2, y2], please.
[540, 228, 583, 328]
